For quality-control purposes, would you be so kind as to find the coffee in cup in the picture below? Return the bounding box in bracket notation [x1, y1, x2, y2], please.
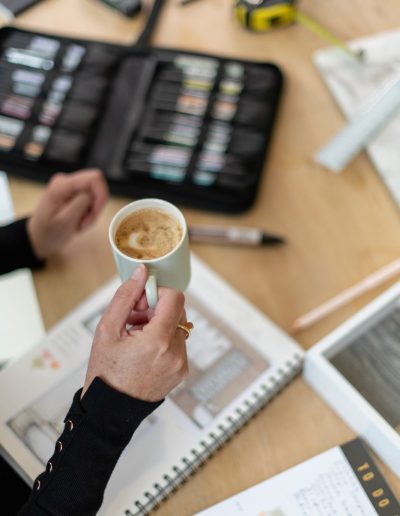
[114, 208, 183, 261]
[109, 199, 191, 308]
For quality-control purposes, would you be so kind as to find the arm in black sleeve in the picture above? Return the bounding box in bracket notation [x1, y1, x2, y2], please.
[19, 377, 163, 516]
[0, 218, 45, 275]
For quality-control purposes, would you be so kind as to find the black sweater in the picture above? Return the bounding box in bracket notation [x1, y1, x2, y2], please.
[19, 378, 162, 515]
[0, 218, 44, 275]
[1, 219, 162, 515]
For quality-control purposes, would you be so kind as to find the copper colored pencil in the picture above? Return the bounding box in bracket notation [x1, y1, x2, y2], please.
[291, 258, 400, 334]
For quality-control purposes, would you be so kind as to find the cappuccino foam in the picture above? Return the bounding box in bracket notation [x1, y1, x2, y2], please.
[115, 208, 183, 260]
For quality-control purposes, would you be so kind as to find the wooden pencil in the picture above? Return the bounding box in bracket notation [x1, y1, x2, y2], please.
[291, 258, 400, 333]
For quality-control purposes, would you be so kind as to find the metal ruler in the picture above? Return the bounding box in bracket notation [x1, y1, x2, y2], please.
[315, 75, 400, 172]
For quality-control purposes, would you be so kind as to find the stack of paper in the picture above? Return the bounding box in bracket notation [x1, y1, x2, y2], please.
[0, 172, 44, 367]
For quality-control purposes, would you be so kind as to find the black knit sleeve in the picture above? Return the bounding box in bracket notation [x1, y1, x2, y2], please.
[19, 377, 163, 516]
[0, 218, 45, 275]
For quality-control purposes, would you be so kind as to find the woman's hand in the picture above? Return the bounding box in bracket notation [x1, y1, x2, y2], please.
[83, 264, 188, 402]
[27, 169, 108, 259]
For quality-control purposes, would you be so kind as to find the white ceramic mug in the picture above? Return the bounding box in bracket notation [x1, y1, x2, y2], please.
[109, 198, 191, 308]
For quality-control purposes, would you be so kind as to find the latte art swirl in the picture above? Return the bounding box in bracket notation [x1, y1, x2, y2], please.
[115, 208, 183, 260]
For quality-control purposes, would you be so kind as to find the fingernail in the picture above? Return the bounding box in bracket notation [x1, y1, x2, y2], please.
[131, 264, 145, 279]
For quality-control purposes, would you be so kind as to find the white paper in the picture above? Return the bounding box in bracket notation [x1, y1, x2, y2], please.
[195, 446, 377, 516]
[314, 29, 400, 205]
[0, 172, 44, 365]
[0, 171, 14, 223]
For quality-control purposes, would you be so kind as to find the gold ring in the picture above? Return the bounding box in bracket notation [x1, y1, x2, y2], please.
[176, 322, 194, 339]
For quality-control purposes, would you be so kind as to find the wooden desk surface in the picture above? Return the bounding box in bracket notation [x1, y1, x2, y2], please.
[7, 0, 400, 512]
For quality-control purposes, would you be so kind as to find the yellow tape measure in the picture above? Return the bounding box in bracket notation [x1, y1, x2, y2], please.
[234, 0, 363, 60]
[234, 0, 297, 32]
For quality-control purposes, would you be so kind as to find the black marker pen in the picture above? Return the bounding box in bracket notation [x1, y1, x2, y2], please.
[188, 225, 285, 246]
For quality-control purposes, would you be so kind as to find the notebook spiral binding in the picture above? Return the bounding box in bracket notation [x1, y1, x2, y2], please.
[125, 352, 303, 516]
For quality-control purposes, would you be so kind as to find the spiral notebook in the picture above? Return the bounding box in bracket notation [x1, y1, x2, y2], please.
[0, 254, 302, 515]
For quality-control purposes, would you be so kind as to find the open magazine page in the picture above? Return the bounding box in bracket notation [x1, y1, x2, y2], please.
[0, 254, 302, 515]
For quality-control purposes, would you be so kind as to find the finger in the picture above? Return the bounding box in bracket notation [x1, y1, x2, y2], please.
[101, 265, 148, 333]
[69, 170, 109, 228]
[125, 294, 156, 327]
[145, 288, 185, 338]
[76, 171, 109, 228]
[134, 292, 149, 312]
[173, 318, 189, 376]
[126, 310, 151, 327]
[56, 191, 92, 231]
[175, 310, 189, 345]
[127, 324, 146, 335]
[41, 172, 71, 211]
[72, 169, 108, 215]
[47, 169, 108, 215]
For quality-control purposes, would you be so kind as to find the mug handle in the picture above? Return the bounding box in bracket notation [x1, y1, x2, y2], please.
[145, 275, 158, 309]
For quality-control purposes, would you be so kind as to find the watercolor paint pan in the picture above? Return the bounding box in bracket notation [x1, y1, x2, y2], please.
[0, 26, 283, 213]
